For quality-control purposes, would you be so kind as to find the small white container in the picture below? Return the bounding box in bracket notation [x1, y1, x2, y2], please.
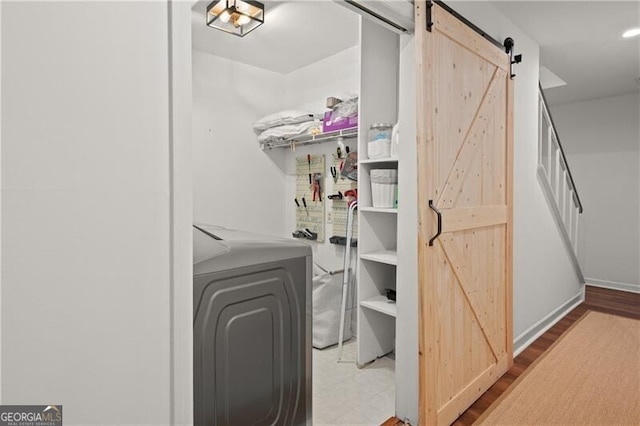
[390, 122, 400, 158]
[368, 138, 391, 159]
[370, 169, 398, 208]
[367, 123, 393, 159]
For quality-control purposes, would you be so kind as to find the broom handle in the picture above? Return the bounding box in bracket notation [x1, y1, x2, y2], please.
[337, 200, 357, 362]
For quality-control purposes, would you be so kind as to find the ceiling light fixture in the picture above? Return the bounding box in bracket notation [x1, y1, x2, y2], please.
[206, 0, 264, 37]
[622, 28, 640, 38]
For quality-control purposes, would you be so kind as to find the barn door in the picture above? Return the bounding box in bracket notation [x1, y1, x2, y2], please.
[415, 2, 514, 425]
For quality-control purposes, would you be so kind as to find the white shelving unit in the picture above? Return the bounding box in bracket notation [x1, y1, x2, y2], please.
[359, 207, 398, 214]
[359, 157, 399, 164]
[360, 295, 397, 318]
[360, 250, 398, 265]
[356, 19, 400, 367]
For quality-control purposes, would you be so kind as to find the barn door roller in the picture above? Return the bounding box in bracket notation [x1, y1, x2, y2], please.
[426, 1, 433, 32]
[504, 37, 523, 79]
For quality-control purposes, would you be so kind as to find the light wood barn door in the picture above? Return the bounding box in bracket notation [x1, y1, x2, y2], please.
[415, 2, 514, 425]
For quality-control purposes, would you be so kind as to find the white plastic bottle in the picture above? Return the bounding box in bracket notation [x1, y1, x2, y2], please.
[390, 122, 400, 158]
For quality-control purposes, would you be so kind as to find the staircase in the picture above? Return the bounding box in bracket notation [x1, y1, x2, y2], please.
[537, 85, 585, 283]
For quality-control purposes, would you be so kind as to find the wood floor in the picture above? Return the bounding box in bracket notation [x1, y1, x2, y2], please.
[382, 286, 640, 426]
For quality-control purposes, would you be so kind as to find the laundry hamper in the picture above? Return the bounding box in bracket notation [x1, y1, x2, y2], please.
[312, 264, 351, 349]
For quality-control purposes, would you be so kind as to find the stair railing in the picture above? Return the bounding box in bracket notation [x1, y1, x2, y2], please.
[537, 85, 584, 281]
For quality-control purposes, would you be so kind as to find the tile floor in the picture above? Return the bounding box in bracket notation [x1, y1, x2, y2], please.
[312, 339, 395, 425]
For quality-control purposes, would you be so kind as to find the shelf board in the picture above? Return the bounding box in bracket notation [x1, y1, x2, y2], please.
[360, 250, 397, 265]
[359, 207, 398, 214]
[260, 127, 357, 150]
[360, 157, 398, 164]
[361, 295, 397, 318]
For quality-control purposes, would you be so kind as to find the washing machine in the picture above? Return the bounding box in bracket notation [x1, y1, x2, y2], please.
[193, 224, 312, 426]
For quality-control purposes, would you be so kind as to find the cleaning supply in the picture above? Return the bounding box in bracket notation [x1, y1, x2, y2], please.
[390, 122, 400, 158]
[340, 151, 358, 181]
[367, 123, 393, 159]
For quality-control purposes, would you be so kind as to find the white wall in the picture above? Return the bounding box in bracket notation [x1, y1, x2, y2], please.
[284, 46, 359, 113]
[552, 93, 640, 292]
[395, 33, 418, 426]
[0, 0, 3, 402]
[169, 2, 195, 423]
[2, 2, 182, 424]
[192, 50, 287, 236]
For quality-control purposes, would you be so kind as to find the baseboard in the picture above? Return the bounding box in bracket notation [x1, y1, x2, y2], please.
[586, 278, 640, 294]
[513, 289, 585, 357]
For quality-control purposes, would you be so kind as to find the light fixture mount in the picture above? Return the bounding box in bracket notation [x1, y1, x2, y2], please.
[206, 0, 264, 37]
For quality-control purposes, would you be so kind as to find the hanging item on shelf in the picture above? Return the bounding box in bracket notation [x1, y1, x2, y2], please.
[311, 173, 322, 202]
[294, 154, 325, 242]
[329, 153, 358, 244]
[340, 150, 358, 181]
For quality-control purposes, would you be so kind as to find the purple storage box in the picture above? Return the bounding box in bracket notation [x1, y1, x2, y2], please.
[322, 111, 358, 133]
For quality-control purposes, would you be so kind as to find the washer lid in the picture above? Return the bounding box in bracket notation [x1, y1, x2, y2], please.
[193, 224, 312, 273]
[193, 225, 230, 265]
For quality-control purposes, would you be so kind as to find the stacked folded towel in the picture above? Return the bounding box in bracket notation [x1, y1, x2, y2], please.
[253, 110, 322, 144]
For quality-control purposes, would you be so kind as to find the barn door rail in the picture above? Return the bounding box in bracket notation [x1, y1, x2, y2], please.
[538, 84, 585, 282]
[426, 1, 503, 49]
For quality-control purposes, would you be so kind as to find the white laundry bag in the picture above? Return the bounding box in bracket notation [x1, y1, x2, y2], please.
[312, 264, 351, 349]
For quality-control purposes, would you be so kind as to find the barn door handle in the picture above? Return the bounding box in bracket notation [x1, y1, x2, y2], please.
[428, 200, 442, 246]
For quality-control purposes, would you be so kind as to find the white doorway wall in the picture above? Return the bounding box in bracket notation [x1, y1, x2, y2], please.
[1, 1, 193, 424]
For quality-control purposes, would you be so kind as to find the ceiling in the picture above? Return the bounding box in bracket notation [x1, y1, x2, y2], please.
[191, 1, 640, 105]
[191, 1, 359, 74]
[492, 1, 640, 105]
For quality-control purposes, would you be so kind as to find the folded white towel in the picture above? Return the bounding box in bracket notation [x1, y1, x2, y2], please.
[257, 121, 322, 144]
[252, 110, 314, 134]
